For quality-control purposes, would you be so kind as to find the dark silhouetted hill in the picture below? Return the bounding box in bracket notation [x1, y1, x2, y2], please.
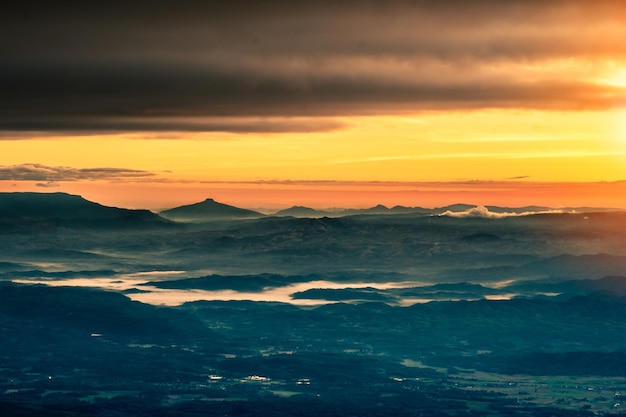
[342, 204, 431, 216]
[291, 287, 393, 302]
[485, 205, 551, 213]
[0, 192, 168, 228]
[273, 206, 334, 217]
[142, 273, 315, 292]
[509, 275, 626, 297]
[160, 198, 264, 221]
[437, 203, 476, 212]
[0, 282, 207, 340]
[274, 204, 432, 217]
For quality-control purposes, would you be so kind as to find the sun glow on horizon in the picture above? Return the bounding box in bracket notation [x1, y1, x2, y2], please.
[2, 106, 626, 209]
[602, 68, 626, 88]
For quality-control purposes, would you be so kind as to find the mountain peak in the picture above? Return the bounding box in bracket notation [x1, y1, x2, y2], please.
[160, 198, 264, 222]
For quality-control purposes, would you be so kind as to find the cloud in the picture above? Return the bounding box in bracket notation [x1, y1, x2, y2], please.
[36, 181, 60, 188]
[0, 164, 156, 182]
[439, 205, 572, 218]
[1, 1, 625, 134]
[0, 117, 347, 136]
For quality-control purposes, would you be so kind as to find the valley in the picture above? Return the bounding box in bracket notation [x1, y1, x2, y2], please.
[1, 193, 626, 416]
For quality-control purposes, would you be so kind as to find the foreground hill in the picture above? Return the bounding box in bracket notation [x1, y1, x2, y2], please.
[160, 198, 264, 221]
[0, 192, 168, 228]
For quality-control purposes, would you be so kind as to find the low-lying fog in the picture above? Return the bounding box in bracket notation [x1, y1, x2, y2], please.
[12, 270, 532, 306]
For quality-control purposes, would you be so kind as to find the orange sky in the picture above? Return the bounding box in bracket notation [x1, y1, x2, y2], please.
[1, 2, 626, 210]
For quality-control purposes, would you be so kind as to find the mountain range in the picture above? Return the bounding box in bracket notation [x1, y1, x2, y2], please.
[272, 203, 622, 218]
[1, 192, 623, 225]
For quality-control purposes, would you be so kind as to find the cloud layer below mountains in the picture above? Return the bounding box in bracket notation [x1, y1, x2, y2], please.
[440, 205, 572, 218]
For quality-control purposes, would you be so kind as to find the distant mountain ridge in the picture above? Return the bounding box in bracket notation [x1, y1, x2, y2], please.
[274, 204, 437, 217]
[270, 203, 622, 218]
[1, 193, 622, 223]
[0, 192, 167, 227]
[274, 206, 335, 217]
[160, 198, 265, 221]
[274, 203, 626, 218]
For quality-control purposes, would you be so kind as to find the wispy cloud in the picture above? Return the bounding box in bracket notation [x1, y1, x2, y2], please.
[169, 178, 626, 190]
[327, 150, 626, 165]
[36, 181, 60, 188]
[0, 164, 156, 182]
[328, 156, 414, 165]
[0, 117, 347, 137]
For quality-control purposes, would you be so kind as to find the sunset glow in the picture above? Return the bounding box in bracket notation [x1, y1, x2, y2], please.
[2, 1, 626, 210]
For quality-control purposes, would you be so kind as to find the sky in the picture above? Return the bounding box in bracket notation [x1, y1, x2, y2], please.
[1, 0, 626, 210]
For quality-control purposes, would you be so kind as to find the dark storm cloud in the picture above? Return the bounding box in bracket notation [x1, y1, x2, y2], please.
[0, 114, 346, 136]
[1, 0, 625, 134]
[0, 164, 156, 182]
